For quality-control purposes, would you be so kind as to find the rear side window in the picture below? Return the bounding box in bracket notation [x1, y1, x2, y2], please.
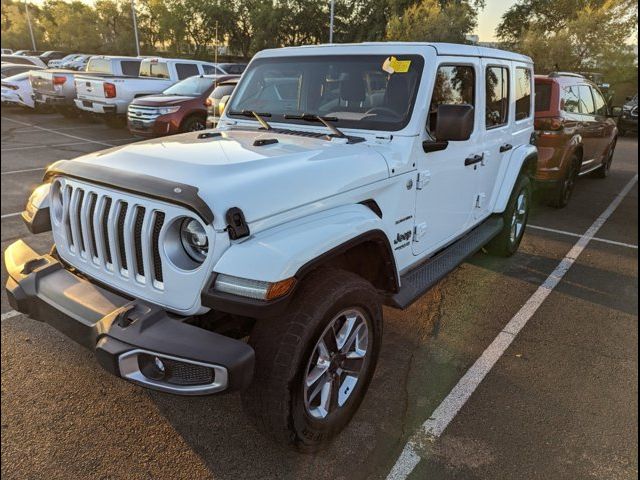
[176, 63, 199, 80]
[139, 60, 170, 79]
[592, 87, 608, 116]
[486, 66, 509, 128]
[121, 60, 141, 77]
[202, 64, 224, 75]
[535, 82, 552, 112]
[578, 85, 595, 114]
[562, 86, 581, 113]
[515, 67, 532, 120]
[87, 58, 112, 74]
[427, 65, 475, 137]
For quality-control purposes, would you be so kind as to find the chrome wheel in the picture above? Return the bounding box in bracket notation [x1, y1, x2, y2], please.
[303, 308, 369, 420]
[510, 189, 528, 244]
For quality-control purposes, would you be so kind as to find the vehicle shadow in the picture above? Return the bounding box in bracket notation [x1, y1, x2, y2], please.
[467, 248, 638, 316]
[147, 295, 438, 480]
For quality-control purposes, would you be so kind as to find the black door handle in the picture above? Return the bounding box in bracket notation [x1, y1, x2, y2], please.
[499, 143, 513, 153]
[465, 153, 484, 166]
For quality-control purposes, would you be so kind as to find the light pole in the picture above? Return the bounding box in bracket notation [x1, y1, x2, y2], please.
[130, 0, 140, 56]
[24, 1, 36, 51]
[329, 0, 335, 44]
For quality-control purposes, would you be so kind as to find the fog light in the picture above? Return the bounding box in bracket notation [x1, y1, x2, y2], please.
[138, 353, 166, 380]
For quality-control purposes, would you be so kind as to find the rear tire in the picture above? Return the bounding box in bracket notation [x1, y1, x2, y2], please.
[242, 268, 382, 452]
[594, 138, 616, 178]
[487, 174, 531, 257]
[548, 155, 579, 208]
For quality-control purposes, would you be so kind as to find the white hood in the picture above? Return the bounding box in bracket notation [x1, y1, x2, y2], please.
[67, 129, 390, 228]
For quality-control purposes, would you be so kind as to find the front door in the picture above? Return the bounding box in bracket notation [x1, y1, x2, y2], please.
[412, 59, 481, 256]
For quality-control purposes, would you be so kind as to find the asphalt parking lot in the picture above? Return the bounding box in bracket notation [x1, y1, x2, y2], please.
[1, 108, 637, 480]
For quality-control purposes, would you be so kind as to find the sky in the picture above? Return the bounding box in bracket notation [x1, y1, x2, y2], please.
[476, 0, 518, 41]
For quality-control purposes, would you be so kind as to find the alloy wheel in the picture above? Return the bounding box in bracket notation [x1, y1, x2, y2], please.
[303, 308, 370, 420]
[510, 189, 528, 245]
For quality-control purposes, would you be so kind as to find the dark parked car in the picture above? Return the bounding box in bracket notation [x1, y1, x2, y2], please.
[218, 63, 247, 75]
[39, 50, 67, 63]
[618, 94, 637, 136]
[205, 77, 239, 127]
[533, 72, 618, 208]
[1, 63, 43, 79]
[127, 74, 238, 137]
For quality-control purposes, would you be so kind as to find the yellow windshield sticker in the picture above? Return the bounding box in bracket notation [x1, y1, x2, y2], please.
[382, 56, 411, 74]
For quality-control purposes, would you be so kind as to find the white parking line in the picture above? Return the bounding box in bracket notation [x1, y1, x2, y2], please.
[1, 212, 21, 219]
[1, 310, 22, 322]
[11, 125, 105, 133]
[386, 174, 639, 480]
[1, 167, 46, 175]
[2, 116, 115, 147]
[528, 224, 638, 249]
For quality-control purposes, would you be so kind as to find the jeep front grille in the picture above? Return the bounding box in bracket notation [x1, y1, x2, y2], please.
[58, 182, 165, 285]
[49, 176, 214, 314]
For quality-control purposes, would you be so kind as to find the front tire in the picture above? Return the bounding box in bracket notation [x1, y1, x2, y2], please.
[548, 155, 579, 208]
[181, 115, 206, 133]
[594, 138, 616, 178]
[487, 174, 531, 257]
[242, 269, 382, 452]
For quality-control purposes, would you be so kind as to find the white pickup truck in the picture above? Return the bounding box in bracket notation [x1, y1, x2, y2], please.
[74, 57, 218, 124]
[31, 55, 141, 117]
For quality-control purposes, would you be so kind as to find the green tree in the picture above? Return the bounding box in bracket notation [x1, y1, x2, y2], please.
[1, 0, 45, 50]
[386, 0, 481, 43]
[39, 0, 102, 52]
[497, 0, 637, 79]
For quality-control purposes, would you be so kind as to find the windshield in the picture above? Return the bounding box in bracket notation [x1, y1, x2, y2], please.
[228, 55, 424, 131]
[163, 76, 214, 96]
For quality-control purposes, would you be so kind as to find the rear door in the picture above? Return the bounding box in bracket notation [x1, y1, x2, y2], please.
[412, 59, 480, 256]
[476, 59, 513, 219]
[576, 84, 600, 171]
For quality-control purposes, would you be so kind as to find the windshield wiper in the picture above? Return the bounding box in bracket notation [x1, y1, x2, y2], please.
[228, 109, 272, 130]
[284, 113, 346, 139]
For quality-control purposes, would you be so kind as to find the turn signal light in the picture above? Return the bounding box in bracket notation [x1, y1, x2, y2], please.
[265, 277, 297, 300]
[534, 116, 564, 131]
[52, 76, 66, 86]
[205, 97, 213, 107]
[103, 82, 117, 98]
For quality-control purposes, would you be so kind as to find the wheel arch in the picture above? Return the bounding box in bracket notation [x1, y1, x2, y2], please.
[493, 144, 538, 214]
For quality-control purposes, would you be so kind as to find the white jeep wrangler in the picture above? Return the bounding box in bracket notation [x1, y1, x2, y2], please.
[6, 43, 537, 451]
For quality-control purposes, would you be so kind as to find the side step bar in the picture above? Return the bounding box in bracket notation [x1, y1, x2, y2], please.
[388, 216, 504, 309]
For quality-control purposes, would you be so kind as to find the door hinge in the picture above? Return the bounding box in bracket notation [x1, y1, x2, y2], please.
[475, 193, 486, 208]
[416, 171, 431, 190]
[414, 222, 427, 241]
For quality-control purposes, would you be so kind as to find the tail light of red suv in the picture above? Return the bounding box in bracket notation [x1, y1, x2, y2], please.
[534, 116, 564, 132]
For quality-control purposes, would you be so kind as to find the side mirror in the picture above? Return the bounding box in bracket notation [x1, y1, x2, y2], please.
[423, 104, 474, 153]
[611, 106, 623, 117]
[218, 94, 230, 116]
[435, 104, 474, 141]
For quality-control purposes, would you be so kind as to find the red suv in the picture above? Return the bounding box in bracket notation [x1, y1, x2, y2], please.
[127, 74, 238, 137]
[534, 73, 618, 207]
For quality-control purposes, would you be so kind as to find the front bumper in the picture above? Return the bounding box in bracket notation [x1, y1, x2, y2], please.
[4, 240, 254, 395]
[618, 115, 638, 132]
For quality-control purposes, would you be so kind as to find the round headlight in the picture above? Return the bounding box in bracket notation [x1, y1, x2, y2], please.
[180, 218, 208, 262]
